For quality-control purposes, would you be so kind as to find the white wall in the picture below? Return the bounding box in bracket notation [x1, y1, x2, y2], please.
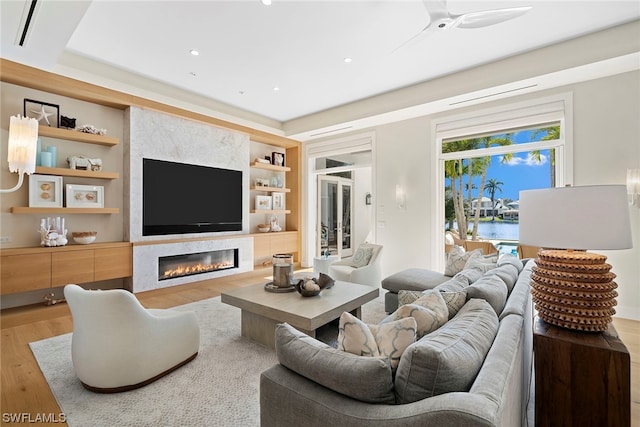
[366, 70, 640, 320]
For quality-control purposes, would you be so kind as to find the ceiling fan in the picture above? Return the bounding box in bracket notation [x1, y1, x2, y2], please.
[393, 0, 532, 53]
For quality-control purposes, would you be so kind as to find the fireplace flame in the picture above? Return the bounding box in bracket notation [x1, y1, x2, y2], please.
[161, 261, 234, 280]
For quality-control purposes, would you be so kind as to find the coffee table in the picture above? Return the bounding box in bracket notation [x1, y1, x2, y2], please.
[221, 280, 379, 348]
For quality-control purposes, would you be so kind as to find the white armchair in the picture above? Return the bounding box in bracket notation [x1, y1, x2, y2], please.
[63, 284, 200, 393]
[328, 243, 383, 287]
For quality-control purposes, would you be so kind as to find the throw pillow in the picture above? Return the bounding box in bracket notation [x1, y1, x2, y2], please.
[275, 323, 396, 404]
[338, 312, 417, 370]
[350, 246, 374, 268]
[444, 247, 482, 276]
[398, 289, 424, 306]
[439, 290, 467, 319]
[394, 299, 499, 404]
[391, 290, 448, 338]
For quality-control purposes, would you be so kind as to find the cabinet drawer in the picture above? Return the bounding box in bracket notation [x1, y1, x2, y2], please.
[52, 251, 94, 286]
[1, 253, 51, 294]
[95, 246, 132, 281]
[271, 233, 298, 254]
[253, 235, 272, 259]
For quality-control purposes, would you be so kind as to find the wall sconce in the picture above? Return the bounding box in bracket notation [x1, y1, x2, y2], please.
[395, 185, 406, 210]
[627, 168, 640, 208]
[0, 115, 39, 193]
[365, 192, 372, 205]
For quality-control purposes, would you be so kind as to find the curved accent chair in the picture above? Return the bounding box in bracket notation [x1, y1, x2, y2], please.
[328, 243, 383, 287]
[63, 284, 200, 393]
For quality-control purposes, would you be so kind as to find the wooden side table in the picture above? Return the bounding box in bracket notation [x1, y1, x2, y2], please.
[533, 317, 630, 427]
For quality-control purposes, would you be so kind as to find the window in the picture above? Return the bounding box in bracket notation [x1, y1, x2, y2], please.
[432, 94, 573, 270]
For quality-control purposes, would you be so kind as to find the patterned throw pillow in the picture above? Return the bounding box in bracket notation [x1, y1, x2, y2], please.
[350, 246, 374, 268]
[444, 247, 482, 276]
[338, 311, 417, 370]
[398, 290, 424, 307]
[391, 290, 448, 338]
[439, 290, 468, 319]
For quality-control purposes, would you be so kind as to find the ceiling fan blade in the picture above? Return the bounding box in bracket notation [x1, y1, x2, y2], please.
[389, 24, 434, 55]
[452, 6, 532, 29]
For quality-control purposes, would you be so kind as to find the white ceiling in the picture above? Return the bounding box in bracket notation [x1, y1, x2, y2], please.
[1, 1, 639, 131]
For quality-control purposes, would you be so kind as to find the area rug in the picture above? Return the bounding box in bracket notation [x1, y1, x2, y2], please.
[29, 294, 386, 427]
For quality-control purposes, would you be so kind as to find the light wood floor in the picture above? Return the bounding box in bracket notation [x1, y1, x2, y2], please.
[2, 270, 639, 426]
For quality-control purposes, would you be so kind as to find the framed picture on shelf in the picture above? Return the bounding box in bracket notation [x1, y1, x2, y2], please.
[23, 98, 60, 128]
[66, 184, 104, 208]
[29, 174, 63, 208]
[255, 195, 272, 211]
[271, 152, 285, 167]
[272, 192, 285, 210]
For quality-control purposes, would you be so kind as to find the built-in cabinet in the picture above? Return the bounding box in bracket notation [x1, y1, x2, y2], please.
[1, 59, 302, 302]
[10, 125, 120, 214]
[0, 242, 133, 295]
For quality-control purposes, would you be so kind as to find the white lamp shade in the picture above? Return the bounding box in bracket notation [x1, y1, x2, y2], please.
[519, 185, 632, 251]
[7, 115, 38, 175]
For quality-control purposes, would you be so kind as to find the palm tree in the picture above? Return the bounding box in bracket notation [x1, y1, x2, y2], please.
[469, 134, 513, 240]
[532, 126, 560, 187]
[485, 178, 504, 221]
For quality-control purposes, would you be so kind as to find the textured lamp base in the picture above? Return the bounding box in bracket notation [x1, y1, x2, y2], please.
[531, 249, 617, 332]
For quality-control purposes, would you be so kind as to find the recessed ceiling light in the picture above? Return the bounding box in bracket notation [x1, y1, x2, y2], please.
[189, 49, 199, 56]
[344, 57, 352, 63]
[273, 86, 280, 91]
[261, 0, 272, 5]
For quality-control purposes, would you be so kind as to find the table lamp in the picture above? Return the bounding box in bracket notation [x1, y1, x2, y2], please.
[1, 115, 39, 193]
[519, 185, 632, 331]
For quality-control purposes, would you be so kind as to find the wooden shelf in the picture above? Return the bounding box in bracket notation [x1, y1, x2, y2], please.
[250, 162, 290, 172]
[250, 186, 290, 192]
[35, 166, 119, 180]
[250, 209, 291, 214]
[38, 125, 119, 146]
[10, 207, 120, 214]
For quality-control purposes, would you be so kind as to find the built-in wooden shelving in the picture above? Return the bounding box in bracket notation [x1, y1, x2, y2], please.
[250, 162, 290, 172]
[10, 207, 120, 214]
[35, 166, 119, 180]
[38, 126, 119, 146]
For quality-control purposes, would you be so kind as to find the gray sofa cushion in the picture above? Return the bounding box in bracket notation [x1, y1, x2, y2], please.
[275, 323, 396, 404]
[486, 264, 520, 293]
[465, 273, 509, 315]
[497, 254, 524, 273]
[499, 263, 533, 320]
[434, 274, 471, 293]
[381, 268, 450, 293]
[394, 299, 499, 404]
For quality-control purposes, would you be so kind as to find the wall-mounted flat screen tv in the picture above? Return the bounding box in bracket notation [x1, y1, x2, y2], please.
[143, 158, 243, 236]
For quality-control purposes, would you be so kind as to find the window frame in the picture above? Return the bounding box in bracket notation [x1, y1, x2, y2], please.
[431, 93, 574, 271]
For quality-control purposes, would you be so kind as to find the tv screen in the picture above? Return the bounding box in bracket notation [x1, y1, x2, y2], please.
[143, 158, 243, 236]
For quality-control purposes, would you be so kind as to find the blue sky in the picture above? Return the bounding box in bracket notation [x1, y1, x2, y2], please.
[469, 130, 553, 201]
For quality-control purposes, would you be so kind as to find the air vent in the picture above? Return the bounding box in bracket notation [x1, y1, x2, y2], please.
[15, 0, 40, 47]
[449, 84, 538, 106]
[309, 126, 353, 137]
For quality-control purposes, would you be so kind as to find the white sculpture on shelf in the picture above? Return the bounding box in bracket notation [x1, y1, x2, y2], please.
[39, 217, 68, 247]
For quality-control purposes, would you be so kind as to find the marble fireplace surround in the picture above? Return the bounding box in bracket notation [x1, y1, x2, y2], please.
[125, 107, 253, 292]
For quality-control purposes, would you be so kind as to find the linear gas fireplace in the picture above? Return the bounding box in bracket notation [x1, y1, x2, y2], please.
[159, 249, 238, 281]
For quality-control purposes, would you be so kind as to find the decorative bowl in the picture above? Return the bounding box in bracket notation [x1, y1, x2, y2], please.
[295, 279, 321, 297]
[257, 224, 271, 233]
[294, 273, 335, 297]
[72, 231, 97, 245]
